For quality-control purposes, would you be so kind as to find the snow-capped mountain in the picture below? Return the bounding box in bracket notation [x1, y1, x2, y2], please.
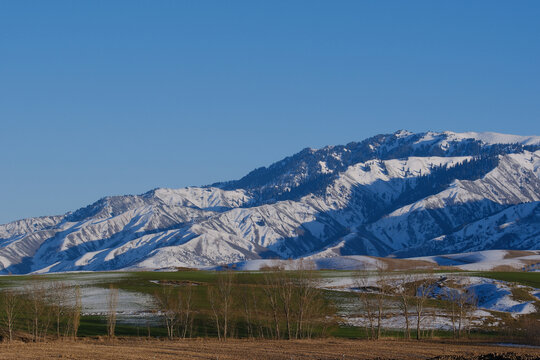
[1, 130, 540, 274]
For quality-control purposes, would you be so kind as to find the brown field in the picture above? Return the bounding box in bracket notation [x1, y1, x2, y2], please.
[376, 257, 437, 271]
[503, 250, 538, 259]
[0, 339, 539, 360]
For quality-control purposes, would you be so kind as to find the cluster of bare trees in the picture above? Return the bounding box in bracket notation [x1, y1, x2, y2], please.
[354, 269, 397, 340]
[253, 262, 331, 340]
[154, 282, 193, 339]
[442, 277, 478, 338]
[0, 267, 483, 342]
[0, 281, 82, 342]
[152, 261, 333, 341]
[355, 269, 478, 340]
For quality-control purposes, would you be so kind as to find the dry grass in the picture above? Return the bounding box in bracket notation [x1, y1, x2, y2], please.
[502, 251, 537, 260]
[491, 265, 521, 272]
[377, 257, 437, 271]
[1, 338, 539, 360]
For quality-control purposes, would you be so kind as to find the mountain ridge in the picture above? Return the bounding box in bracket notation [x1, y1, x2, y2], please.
[1, 130, 540, 274]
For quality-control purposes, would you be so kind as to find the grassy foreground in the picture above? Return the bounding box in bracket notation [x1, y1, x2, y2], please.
[0, 270, 538, 344]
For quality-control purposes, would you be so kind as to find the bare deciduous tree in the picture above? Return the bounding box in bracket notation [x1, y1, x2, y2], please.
[49, 282, 69, 339]
[27, 281, 50, 342]
[154, 283, 194, 339]
[277, 267, 295, 340]
[412, 274, 437, 340]
[396, 274, 414, 340]
[374, 268, 393, 340]
[262, 266, 282, 339]
[155, 285, 180, 339]
[456, 281, 477, 338]
[354, 270, 377, 339]
[72, 286, 82, 339]
[0, 289, 19, 342]
[208, 270, 235, 341]
[178, 283, 193, 339]
[107, 286, 118, 339]
[442, 277, 478, 338]
[294, 260, 320, 340]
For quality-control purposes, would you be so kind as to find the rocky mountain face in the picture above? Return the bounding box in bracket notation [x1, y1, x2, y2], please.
[1, 130, 540, 274]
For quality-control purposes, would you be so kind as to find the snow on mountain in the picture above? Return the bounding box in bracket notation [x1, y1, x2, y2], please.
[360, 151, 540, 256]
[151, 187, 252, 210]
[412, 131, 540, 150]
[444, 131, 540, 146]
[1, 130, 539, 274]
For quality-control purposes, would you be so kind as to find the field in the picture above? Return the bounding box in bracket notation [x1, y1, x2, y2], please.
[0, 338, 539, 360]
[0, 269, 538, 359]
[473, 272, 540, 288]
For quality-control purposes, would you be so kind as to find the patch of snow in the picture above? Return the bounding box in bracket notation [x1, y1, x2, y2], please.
[444, 131, 540, 146]
[412, 250, 537, 271]
[318, 161, 332, 174]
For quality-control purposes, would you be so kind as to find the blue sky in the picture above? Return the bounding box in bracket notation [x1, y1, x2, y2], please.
[1, 1, 539, 223]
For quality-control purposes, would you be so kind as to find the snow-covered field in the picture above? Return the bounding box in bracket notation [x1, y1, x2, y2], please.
[0, 262, 538, 330]
[316, 270, 539, 330]
[346, 310, 492, 331]
[229, 250, 540, 272]
[412, 250, 540, 271]
[2, 273, 156, 322]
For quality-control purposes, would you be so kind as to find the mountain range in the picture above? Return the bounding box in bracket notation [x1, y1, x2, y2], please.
[1, 130, 540, 274]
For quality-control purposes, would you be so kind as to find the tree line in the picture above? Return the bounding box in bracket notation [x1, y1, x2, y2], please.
[0, 267, 483, 342]
[354, 270, 478, 341]
[0, 281, 82, 342]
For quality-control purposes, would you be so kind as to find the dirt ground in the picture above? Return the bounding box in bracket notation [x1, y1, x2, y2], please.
[0, 339, 539, 360]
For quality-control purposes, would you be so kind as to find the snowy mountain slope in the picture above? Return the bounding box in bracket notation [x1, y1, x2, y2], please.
[214, 130, 539, 203]
[400, 201, 540, 257]
[0, 188, 246, 273]
[0, 130, 539, 273]
[362, 151, 540, 255]
[136, 155, 479, 270]
[443, 131, 540, 146]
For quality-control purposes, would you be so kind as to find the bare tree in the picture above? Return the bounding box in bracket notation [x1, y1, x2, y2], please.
[262, 266, 282, 339]
[354, 270, 377, 339]
[27, 281, 50, 342]
[374, 268, 393, 340]
[412, 274, 437, 340]
[49, 282, 69, 339]
[396, 274, 414, 339]
[241, 286, 255, 339]
[464, 289, 477, 337]
[249, 287, 267, 339]
[294, 260, 319, 339]
[107, 285, 118, 339]
[178, 284, 193, 339]
[154, 283, 194, 339]
[72, 286, 82, 339]
[260, 260, 329, 340]
[277, 267, 295, 340]
[443, 286, 458, 338]
[455, 281, 477, 338]
[155, 285, 180, 339]
[208, 270, 235, 340]
[441, 275, 461, 338]
[0, 289, 19, 342]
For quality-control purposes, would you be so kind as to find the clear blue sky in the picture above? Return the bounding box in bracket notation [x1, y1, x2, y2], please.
[1, 1, 539, 224]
